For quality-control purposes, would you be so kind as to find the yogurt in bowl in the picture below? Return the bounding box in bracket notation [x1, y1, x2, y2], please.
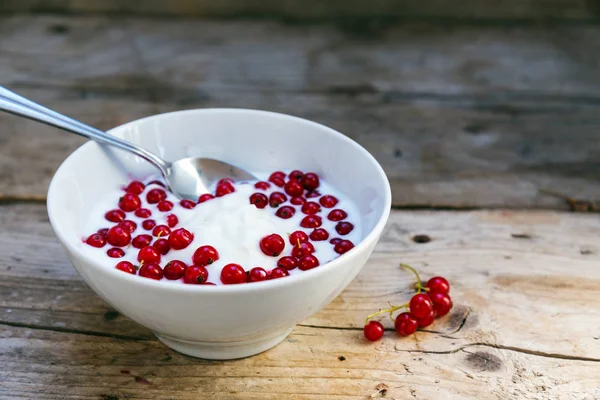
[47, 109, 391, 359]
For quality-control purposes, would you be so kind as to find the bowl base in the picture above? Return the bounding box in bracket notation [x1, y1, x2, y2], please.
[154, 326, 295, 360]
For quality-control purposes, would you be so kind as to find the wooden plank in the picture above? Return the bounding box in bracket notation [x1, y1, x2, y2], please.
[2, 204, 600, 361]
[0, 0, 598, 22]
[2, 16, 600, 208]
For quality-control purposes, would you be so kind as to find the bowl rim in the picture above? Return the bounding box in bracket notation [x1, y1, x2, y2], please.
[47, 108, 392, 294]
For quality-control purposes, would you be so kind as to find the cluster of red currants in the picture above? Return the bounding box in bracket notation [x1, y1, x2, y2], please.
[363, 264, 453, 341]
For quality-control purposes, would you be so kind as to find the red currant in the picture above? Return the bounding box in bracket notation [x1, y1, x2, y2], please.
[147, 188, 167, 204]
[284, 180, 304, 196]
[216, 182, 235, 197]
[106, 226, 131, 247]
[300, 215, 322, 228]
[217, 178, 234, 186]
[180, 199, 196, 209]
[115, 261, 136, 274]
[184, 265, 209, 284]
[275, 205, 295, 219]
[198, 193, 215, 203]
[329, 238, 341, 245]
[105, 209, 125, 223]
[301, 172, 320, 190]
[260, 234, 285, 257]
[157, 200, 174, 212]
[306, 190, 321, 198]
[269, 192, 287, 207]
[221, 264, 246, 284]
[132, 234, 152, 249]
[290, 196, 306, 205]
[270, 177, 285, 187]
[85, 233, 106, 248]
[107, 247, 125, 258]
[137, 246, 161, 264]
[409, 293, 433, 319]
[309, 228, 329, 241]
[254, 181, 271, 190]
[247, 267, 268, 282]
[301, 201, 321, 215]
[153, 238, 170, 255]
[288, 170, 304, 180]
[292, 241, 315, 258]
[334, 239, 354, 254]
[164, 260, 187, 280]
[135, 208, 152, 218]
[394, 312, 418, 336]
[416, 309, 435, 327]
[269, 171, 285, 183]
[426, 276, 450, 294]
[298, 254, 320, 270]
[97, 228, 109, 237]
[319, 195, 338, 208]
[277, 256, 298, 270]
[429, 292, 453, 317]
[119, 220, 137, 233]
[249, 193, 268, 209]
[363, 321, 384, 341]
[125, 181, 145, 195]
[139, 263, 163, 280]
[166, 214, 178, 228]
[118, 193, 141, 212]
[269, 267, 289, 279]
[328, 209, 347, 221]
[192, 245, 219, 266]
[142, 219, 156, 231]
[152, 225, 171, 237]
[289, 230, 309, 245]
[168, 228, 194, 250]
[335, 221, 354, 235]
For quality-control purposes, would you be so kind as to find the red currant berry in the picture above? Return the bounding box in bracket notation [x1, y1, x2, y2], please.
[254, 181, 271, 190]
[118, 193, 141, 212]
[115, 261, 136, 274]
[153, 238, 170, 255]
[426, 276, 450, 294]
[363, 320, 384, 342]
[329, 238, 341, 245]
[416, 309, 436, 327]
[137, 246, 161, 264]
[277, 256, 298, 270]
[135, 208, 152, 218]
[164, 260, 187, 280]
[147, 180, 166, 187]
[184, 265, 209, 284]
[139, 263, 163, 280]
[328, 209, 347, 221]
[306, 190, 321, 198]
[301, 201, 321, 215]
[192, 245, 219, 266]
[394, 312, 418, 336]
[269, 192, 287, 207]
[152, 225, 171, 237]
[180, 199, 196, 209]
[335, 221, 354, 235]
[284, 179, 304, 196]
[221, 264, 246, 284]
[168, 228, 194, 250]
[319, 195, 338, 208]
[142, 219, 156, 231]
[276, 205, 295, 219]
[198, 193, 215, 203]
[429, 292, 453, 317]
[270, 177, 285, 187]
[165, 214, 178, 228]
[260, 234, 285, 257]
[292, 241, 315, 259]
[106, 226, 131, 247]
[247, 267, 268, 282]
[269, 267, 290, 279]
[147, 188, 167, 204]
[289, 230, 309, 245]
[85, 233, 106, 248]
[298, 254, 320, 270]
[334, 239, 354, 254]
[269, 171, 286, 182]
[216, 183, 235, 197]
[300, 215, 322, 228]
[97, 228, 109, 237]
[249, 193, 268, 209]
[107, 247, 125, 258]
[301, 172, 320, 190]
[132, 234, 152, 249]
[119, 220, 137, 233]
[288, 170, 304, 181]
[309, 228, 329, 241]
[125, 180, 145, 195]
[409, 293, 433, 319]
[217, 178, 234, 186]
[290, 196, 306, 205]
[157, 200, 174, 212]
[105, 209, 126, 223]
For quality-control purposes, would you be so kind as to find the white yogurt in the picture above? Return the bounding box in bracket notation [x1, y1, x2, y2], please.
[79, 173, 362, 285]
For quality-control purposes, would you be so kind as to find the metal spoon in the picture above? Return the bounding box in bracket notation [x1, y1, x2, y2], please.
[0, 86, 256, 200]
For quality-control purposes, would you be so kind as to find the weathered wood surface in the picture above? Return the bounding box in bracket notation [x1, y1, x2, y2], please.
[1, 0, 599, 22]
[2, 205, 599, 399]
[2, 16, 600, 209]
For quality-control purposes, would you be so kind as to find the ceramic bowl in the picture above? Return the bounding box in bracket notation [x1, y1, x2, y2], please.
[47, 109, 391, 360]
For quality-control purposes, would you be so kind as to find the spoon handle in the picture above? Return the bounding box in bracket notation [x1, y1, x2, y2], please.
[0, 86, 171, 174]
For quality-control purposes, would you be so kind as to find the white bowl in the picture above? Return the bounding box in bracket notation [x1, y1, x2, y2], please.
[47, 109, 391, 360]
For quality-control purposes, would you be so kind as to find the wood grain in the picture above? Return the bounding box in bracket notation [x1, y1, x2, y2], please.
[2, 16, 600, 208]
[1, 204, 599, 399]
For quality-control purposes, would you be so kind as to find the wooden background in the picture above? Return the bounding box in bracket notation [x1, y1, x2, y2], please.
[1, 5, 600, 400]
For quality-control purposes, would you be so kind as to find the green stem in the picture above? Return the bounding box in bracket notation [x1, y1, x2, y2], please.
[401, 263, 425, 293]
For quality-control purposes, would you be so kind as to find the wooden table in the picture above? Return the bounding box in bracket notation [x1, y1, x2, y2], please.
[1, 15, 599, 399]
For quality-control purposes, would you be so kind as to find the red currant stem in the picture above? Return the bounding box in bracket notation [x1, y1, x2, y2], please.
[365, 301, 409, 325]
[401, 263, 425, 293]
